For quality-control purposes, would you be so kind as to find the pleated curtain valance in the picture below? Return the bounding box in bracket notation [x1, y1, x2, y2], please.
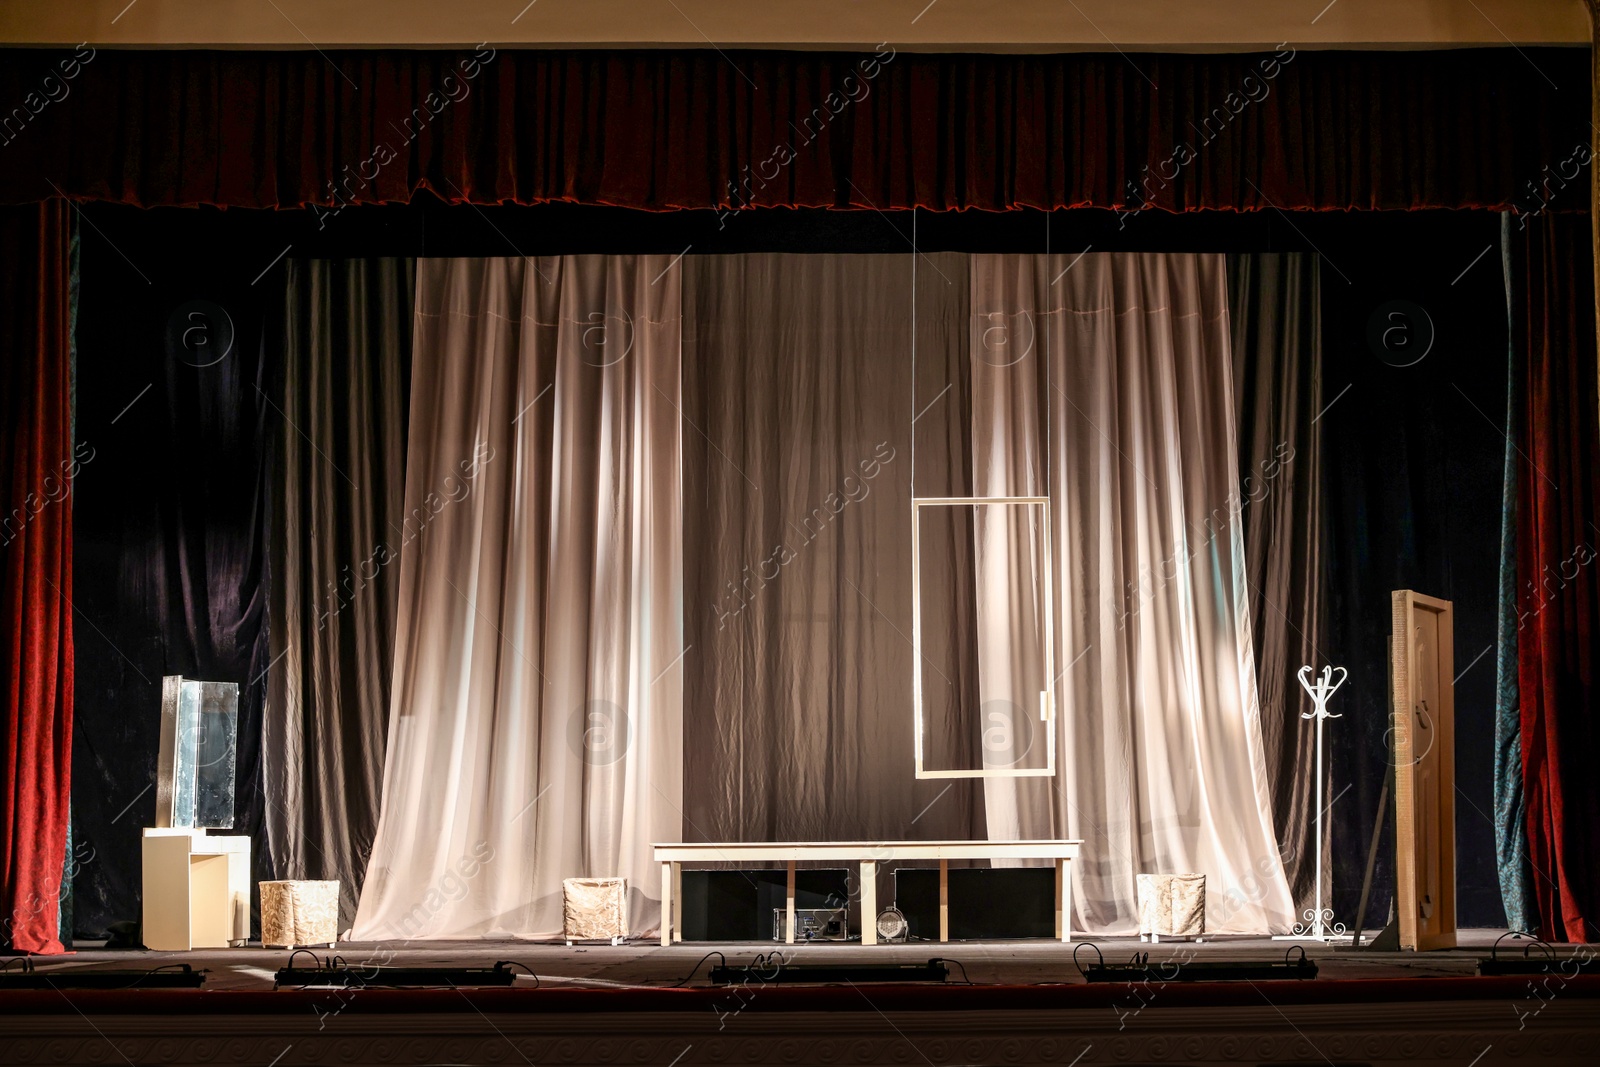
[0, 46, 1588, 213]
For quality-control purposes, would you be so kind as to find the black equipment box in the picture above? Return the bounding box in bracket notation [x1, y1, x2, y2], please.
[894, 866, 1055, 940]
[679, 868, 851, 941]
[771, 906, 849, 941]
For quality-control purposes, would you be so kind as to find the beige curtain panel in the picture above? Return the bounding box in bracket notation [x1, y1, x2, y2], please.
[352, 256, 684, 940]
[969, 253, 1296, 935]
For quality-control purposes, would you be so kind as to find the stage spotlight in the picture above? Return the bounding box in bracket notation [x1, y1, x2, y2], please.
[0, 959, 206, 989]
[875, 908, 909, 943]
[1074, 944, 1318, 983]
[1477, 932, 1599, 976]
[274, 953, 528, 988]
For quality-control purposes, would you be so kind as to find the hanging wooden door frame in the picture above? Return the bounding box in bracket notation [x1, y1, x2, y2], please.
[1390, 590, 1458, 951]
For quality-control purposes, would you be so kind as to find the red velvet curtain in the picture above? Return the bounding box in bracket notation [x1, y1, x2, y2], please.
[1515, 213, 1600, 944]
[0, 201, 74, 954]
[0, 46, 1586, 212]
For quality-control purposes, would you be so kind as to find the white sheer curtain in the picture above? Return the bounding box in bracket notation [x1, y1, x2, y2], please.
[351, 256, 683, 940]
[971, 253, 1295, 936]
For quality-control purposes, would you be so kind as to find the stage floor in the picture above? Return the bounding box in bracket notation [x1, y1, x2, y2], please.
[25, 927, 1576, 990]
[8, 929, 1600, 1066]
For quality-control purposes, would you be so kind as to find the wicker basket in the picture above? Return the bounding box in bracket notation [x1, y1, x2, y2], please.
[259, 879, 339, 949]
[1136, 873, 1206, 941]
[562, 877, 627, 944]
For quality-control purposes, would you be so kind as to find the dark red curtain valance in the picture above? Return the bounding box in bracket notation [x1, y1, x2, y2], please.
[0, 46, 1588, 213]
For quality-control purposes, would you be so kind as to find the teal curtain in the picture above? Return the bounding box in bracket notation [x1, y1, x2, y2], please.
[1493, 214, 1534, 932]
[56, 218, 79, 949]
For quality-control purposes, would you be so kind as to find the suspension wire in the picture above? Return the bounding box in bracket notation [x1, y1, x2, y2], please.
[1041, 209, 1056, 801]
[911, 205, 917, 500]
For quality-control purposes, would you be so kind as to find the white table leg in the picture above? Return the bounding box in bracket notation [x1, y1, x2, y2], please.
[672, 862, 683, 943]
[660, 862, 673, 946]
[860, 861, 877, 945]
[939, 860, 949, 943]
[226, 838, 251, 946]
[785, 860, 797, 945]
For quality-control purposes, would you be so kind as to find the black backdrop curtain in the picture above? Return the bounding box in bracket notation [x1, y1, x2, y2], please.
[681, 253, 986, 872]
[1320, 214, 1512, 929]
[264, 259, 413, 931]
[70, 219, 277, 938]
[0, 47, 1587, 213]
[1228, 253, 1326, 920]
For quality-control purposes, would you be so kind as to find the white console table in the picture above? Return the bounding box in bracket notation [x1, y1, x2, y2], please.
[652, 840, 1081, 946]
[141, 828, 252, 950]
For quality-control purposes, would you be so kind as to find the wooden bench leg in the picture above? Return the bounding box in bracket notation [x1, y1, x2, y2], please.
[1056, 858, 1072, 943]
[785, 861, 796, 945]
[860, 861, 878, 945]
[939, 860, 949, 943]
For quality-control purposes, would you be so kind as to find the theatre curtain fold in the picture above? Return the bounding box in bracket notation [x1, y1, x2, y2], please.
[970, 253, 1295, 936]
[1495, 216, 1536, 935]
[680, 253, 985, 856]
[352, 256, 682, 940]
[265, 259, 414, 931]
[69, 208, 276, 938]
[0, 47, 1587, 212]
[1227, 253, 1326, 922]
[0, 202, 74, 954]
[1512, 214, 1600, 944]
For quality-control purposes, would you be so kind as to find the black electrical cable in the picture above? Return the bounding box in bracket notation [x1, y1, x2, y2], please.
[1070, 941, 1106, 978]
[283, 947, 323, 970]
[494, 960, 540, 988]
[669, 950, 726, 986]
[930, 957, 972, 985]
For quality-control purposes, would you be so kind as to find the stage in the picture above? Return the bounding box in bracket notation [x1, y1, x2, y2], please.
[3, 930, 1597, 1065]
[7, 928, 1573, 990]
[6, 16, 1600, 1067]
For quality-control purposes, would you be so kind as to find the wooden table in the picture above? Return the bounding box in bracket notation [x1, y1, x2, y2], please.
[652, 840, 1082, 946]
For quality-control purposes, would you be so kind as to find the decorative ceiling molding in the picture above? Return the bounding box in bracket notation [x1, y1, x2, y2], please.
[0, 0, 1589, 52]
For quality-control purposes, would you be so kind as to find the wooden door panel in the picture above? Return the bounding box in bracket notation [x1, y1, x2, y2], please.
[1390, 590, 1457, 951]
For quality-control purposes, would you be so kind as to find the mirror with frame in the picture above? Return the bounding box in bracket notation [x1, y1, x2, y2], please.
[156, 675, 239, 830]
[911, 496, 1056, 780]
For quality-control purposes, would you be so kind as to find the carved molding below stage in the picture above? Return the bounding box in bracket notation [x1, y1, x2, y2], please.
[2, 1000, 1597, 1066]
